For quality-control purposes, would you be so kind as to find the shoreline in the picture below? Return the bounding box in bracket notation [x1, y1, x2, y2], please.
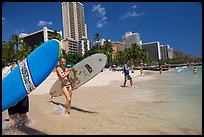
[2, 69, 201, 135]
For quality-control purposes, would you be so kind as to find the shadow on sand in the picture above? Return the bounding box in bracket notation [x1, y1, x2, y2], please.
[48, 100, 98, 114]
[18, 126, 48, 135]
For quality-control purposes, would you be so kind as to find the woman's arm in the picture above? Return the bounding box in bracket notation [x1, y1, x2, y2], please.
[56, 67, 69, 79]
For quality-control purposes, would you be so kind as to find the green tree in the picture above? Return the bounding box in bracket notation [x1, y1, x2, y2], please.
[102, 40, 114, 67]
[113, 50, 126, 66]
[48, 30, 62, 41]
[2, 41, 15, 66]
[63, 52, 83, 65]
[94, 33, 100, 41]
[140, 47, 152, 64]
[112, 43, 152, 67]
[18, 42, 32, 61]
[10, 34, 21, 63]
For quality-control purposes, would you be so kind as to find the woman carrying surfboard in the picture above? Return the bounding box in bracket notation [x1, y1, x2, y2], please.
[56, 57, 73, 117]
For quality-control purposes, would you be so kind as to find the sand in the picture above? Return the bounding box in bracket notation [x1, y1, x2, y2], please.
[2, 69, 201, 135]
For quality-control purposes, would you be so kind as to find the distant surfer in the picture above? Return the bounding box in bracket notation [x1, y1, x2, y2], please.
[56, 57, 73, 117]
[121, 60, 132, 87]
[193, 67, 197, 74]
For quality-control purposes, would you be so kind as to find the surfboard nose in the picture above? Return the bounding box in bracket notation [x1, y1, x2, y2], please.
[27, 39, 61, 86]
[2, 39, 61, 112]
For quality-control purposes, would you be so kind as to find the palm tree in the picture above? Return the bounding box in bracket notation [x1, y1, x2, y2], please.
[18, 42, 32, 61]
[94, 33, 100, 41]
[102, 40, 114, 66]
[10, 34, 21, 63]
[114, 50, 125, 66]
[48, 30, 62, 41]
[2, 41, 17, 65]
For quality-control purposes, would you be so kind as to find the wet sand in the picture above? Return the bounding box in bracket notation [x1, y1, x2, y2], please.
[2, 69, 201, 135]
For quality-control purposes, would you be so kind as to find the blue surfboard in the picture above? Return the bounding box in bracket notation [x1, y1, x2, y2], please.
[2, 39, 61, 112]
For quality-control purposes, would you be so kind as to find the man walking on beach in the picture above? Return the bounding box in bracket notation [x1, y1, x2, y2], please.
[122, 60, 132, 87]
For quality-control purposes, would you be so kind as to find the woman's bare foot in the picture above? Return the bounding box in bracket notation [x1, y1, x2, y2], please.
[64, 110, 70, 117]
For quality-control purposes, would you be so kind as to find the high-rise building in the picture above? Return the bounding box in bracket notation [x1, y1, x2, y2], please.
[160, 45, 168, 60]
[122, 32, 141, 48]
[62, 2, 87, 40]
[19, 27, 62, 50]
[142, 41, 161, 62]
[62, 2, 88, 54]
[62, 38, 79, 54]
[79, 38, 92, 55]
[160, 45, 174, 60]
[167, 45, 174, 59]
[111, 41, 125, 59]
[93, 38, 111, 46]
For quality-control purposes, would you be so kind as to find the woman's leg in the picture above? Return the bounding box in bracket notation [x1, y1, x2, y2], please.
[62, 86, 71, 116]
[67, 86, 73, 112]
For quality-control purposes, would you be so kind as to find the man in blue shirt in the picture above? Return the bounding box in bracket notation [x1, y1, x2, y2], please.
[122, 60, 132, 87]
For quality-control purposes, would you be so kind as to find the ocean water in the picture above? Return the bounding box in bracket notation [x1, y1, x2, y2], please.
[145, 66, 202, 134]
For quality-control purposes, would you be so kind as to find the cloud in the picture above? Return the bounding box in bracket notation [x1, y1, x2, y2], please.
[14, 29, 26, 34]
[92, 4, 108, 28]
[2, 17, 6, 23]
[132, 5, 137, 9]
[120, 11, 145, 20]
[92, 4, 106, 17]
[120, 5, 145, 20]
[97, 17, 108, 28]
[38, 20, 53, 26]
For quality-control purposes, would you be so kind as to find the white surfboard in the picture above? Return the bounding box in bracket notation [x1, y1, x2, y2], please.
[49, 53, 107, 98]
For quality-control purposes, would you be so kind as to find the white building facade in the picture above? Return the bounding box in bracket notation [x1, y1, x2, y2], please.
[122, 32, 141, 48]
[62, 2, 90, 54]
[19, 27, 62, 50]
[142, 41, 161, 62]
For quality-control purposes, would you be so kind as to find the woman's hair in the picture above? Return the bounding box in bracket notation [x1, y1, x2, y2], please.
[59, 56, 65, 62]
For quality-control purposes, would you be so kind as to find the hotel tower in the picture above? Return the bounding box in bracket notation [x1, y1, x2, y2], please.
[62, 2, 88, 53]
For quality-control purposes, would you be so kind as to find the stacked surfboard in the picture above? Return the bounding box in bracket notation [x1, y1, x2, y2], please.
[2, 39, 61, 112]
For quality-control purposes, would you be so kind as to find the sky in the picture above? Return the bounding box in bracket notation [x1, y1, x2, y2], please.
[2, 2, 202, 57]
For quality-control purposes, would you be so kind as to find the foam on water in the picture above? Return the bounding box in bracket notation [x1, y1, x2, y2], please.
[130, 66, 202, 134]
[150, 66, 202, 134]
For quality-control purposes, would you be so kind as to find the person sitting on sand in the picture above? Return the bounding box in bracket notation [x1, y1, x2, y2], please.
[56, 57, 73, 117]
[122, 60, 132, 87]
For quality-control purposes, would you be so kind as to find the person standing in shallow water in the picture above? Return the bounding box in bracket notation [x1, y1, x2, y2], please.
[193, 67, 197, 74]
[56, 57, 73, 117]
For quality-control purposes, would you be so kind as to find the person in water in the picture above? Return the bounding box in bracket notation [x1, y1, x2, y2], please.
[193, 67, 197, 74]
[56, 57, 73, 117]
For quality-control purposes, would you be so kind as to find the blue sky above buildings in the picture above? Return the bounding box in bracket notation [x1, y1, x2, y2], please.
[2, 2, 202, 57]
